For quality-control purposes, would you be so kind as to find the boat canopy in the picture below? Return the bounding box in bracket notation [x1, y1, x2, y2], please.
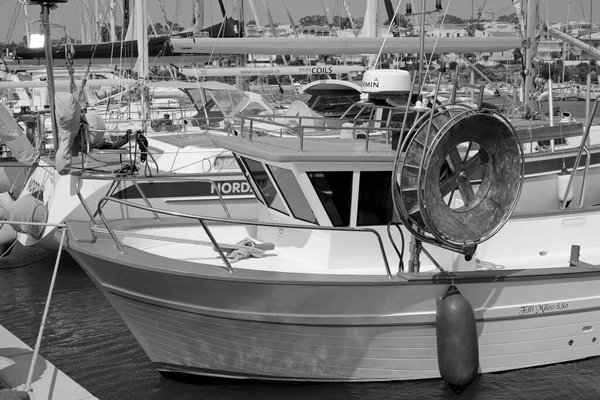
[302, 80, 362, 96]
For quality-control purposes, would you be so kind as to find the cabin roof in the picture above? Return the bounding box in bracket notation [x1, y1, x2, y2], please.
[302, 79, 362, 96]
[211, 136, 396, 163]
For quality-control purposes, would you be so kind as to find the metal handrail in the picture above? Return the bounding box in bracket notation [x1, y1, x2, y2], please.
[560, 97, 600, 210]
[94, 196, 394, 278]
[237, 114, 405, 154]
[75, 174, 233, 225]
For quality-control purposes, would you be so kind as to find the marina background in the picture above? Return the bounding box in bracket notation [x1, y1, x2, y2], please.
[1, 242, 600, 400]
[0, 0, 596, 47]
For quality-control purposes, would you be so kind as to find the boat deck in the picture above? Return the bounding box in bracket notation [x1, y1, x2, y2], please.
[116, 223, 600, 276]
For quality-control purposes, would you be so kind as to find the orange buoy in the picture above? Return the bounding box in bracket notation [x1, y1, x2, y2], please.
[436, 284, 479, 394]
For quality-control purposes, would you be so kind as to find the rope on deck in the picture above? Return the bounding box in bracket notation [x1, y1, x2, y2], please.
[225, 238, 266, 263]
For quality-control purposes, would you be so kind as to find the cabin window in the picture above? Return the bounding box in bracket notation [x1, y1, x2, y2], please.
[241, 157, 287, 215]
[307, 171, 353, 226]
[310, 95, 361, 115]
[269, 166, 318, 224]
[209, 90, 246, 116]
[357, 171, 394, 226]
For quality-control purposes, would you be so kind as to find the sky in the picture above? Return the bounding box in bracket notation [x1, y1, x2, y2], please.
[1, 0, 597, 44]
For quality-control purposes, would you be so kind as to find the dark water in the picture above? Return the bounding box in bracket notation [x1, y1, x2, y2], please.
[1, 245, 600, 400]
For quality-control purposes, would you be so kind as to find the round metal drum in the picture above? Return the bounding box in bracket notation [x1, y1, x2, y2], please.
[394, 105, 471, 240]
[420, 111, 524, 246]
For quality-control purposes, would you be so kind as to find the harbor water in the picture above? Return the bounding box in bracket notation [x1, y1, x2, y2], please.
[1, 244, 600, 400]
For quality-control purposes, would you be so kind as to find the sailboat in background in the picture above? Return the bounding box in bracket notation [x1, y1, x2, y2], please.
[0, 0, 258, 252]
[12, 0, 244, 67]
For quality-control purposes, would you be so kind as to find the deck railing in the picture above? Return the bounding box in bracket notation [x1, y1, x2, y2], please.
[561, 97, 600, 210]
[74, 174, 232, 224]
[93, 196, 394, 278]
[236, 112, 405, 153]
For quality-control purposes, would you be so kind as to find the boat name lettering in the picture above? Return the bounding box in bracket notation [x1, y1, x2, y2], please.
[519, 302, 569, 315]
[298, 66, 334, 74]
[362, 81, 380, 88]
[210, 181, 252, 196]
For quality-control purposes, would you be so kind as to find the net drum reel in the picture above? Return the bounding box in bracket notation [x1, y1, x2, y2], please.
[393, 107, 524, 255]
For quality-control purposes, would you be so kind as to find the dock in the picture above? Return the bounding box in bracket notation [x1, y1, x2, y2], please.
[0, 324, 96, 400]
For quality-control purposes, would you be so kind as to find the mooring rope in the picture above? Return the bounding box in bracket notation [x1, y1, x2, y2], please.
[13, 228, 66, 397]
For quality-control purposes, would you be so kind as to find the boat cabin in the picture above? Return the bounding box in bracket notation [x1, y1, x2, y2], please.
[212, 70, 416, 229]
[217, 135, 398, 228]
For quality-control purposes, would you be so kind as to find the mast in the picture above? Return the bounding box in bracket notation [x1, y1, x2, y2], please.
[123, 0, 130, 40]
[31, 0, 65, 153]
[419, 0, 426, 81]
[524, 0, 539, 116]
[562, 0, 570, 82]
[235, 0, 246, 90]
[109, 0, 116, 42]
[24, 3, 31, 47]
[95, 0, 100, 42]
[135, 0, 150, 123]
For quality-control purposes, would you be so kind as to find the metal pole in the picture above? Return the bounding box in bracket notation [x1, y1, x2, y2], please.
[95, 0, 100, 43]
[524, 0, 539, 116]
[41, 4, 59, 153]
[418, 0, 426, 85]
[586, 72, 592, 128]
[562, 0, 570, 83]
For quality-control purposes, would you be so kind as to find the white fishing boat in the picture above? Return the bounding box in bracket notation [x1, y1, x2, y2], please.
[61, 66, 600, 392]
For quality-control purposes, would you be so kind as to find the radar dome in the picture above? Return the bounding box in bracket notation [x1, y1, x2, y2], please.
[361, 69, 411, 95]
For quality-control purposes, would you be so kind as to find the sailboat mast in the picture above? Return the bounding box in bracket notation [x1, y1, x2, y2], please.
[123, 0, 130, 40]
[109, 0, 116, 42]
[135, 0, 150, 123]
[95, 0, 100, 43]
[235, 0, 246, 90]
[37, 2, 60, 152]
[524, 0, 539, 116]
[24, 3, 30, 47]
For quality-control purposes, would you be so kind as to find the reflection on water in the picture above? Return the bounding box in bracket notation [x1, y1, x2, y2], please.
[1, 244, 600, 400]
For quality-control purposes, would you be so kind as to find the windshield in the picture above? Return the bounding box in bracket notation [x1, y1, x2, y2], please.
[208, 90, 248, 117]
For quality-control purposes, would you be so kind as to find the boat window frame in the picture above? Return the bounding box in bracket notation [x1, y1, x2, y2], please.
[306, 170, 354, 227]
[238, 156, 291, 217]
[233, 154, 264, 204]
[267, 165, 319, 225]
[356, 170, 395, 226]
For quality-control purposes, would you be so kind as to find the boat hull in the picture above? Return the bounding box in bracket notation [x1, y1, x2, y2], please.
[66, 240, 600, 382]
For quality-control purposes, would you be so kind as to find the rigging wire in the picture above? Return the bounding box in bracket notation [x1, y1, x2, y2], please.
[419, 0, 453, 95]
[1, 2, 22, 56]
[374, 0, 403, 68]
